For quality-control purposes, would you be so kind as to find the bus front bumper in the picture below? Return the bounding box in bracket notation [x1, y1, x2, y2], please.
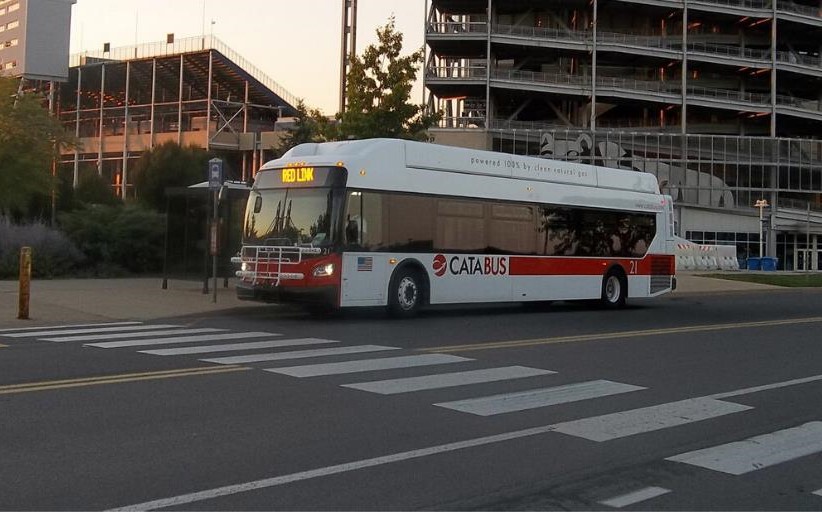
[236, 282, 338, 305]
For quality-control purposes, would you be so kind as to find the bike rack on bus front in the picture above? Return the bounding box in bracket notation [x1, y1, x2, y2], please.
[231, 245, 322, 286]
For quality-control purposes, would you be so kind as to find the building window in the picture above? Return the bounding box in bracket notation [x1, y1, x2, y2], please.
[6, 20, 19, 29]
[7, 2, 18, 12]
[0, 8, 6, 16]
[0, 26, 5, 33]
[3, 60, 15, 69]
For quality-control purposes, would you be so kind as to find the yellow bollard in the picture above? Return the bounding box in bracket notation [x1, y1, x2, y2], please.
[18, 246, 31, 320]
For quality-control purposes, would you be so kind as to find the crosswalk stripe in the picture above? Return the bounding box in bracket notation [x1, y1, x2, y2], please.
[0, 321, 142, 333]
[434, 380, 646, 417]
[3, 324, 182, 338]
[265, 354, 472, 378]
[85, 332, 279, 349]
[140, 338, 340, 356]
[666, 421, 822, 475]
[598, 487, 671, 508]
[342, 366, 556, 395]
[202, 345, 399, 365]
[551, 398, 752, 441]
[42, 328, 226, 342]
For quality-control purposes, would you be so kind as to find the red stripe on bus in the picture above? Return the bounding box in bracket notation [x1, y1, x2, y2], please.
[508, 255, 674, 276]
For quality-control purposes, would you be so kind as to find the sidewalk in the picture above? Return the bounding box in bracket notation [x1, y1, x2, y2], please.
[0, 278, 266, 328]
[0, 272, 781, 328]
[672, 271, 783, 294]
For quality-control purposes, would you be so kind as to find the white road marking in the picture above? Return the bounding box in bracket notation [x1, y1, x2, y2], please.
[598, 487, 671, 508]
[106, 423, 557, 512]
[42, 328, 225, 342]
[266, 354, 472, 377]
[86, 332, 278, 348]
[140, 338, 339, 356]
[342, 366, 555, 395]
[708, 374, 822, 400]
[434, 380, 645, 416]
[105, 375, 822, 511]
[0, 321, 142, 333]
[3, 324, 181, 337]
[201, 345, 399, 365]
[551, 398, 752, 441]
[812, 488, 822, 497]
[666, 421, 822, 475]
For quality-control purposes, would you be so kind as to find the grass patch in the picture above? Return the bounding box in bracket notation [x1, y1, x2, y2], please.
[698, 273, 822, 287]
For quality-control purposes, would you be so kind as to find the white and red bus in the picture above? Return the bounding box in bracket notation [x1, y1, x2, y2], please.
[233, 138, 676, 316]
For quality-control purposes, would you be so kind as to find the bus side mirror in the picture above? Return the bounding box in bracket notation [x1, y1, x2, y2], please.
[253, 196, 262, 213]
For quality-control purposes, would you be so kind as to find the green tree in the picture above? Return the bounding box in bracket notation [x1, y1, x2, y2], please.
[272, 100, 334, 157]
[75, 171, 120, 206]
[132, 141, 210, 210]
[0, 77, 74, 217]
[337, 17, 440, 140]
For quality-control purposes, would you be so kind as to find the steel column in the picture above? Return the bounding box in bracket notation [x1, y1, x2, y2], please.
[98, 64, 105, 176]
[73, 67, 81, 188]
[178, 54, 184, 144]
[591, 0, 597, 131]
[150, 58, 156, 149]
[122, 60, 130, 199]
[206, 50, 213, 150]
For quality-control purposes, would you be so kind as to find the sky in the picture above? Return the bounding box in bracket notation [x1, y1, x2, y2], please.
[69, 0, 427, 115]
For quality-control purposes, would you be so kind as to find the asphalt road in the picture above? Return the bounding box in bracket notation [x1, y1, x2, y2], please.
[1, 289, 822, 510]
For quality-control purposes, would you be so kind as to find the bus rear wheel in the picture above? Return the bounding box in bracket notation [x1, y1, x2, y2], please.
[601, 270, 627, 309]
[388, 268, 424, 318]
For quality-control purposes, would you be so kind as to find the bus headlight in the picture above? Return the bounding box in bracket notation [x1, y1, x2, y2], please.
[241, 262, 249, 272]
[312, 263, 335, 277]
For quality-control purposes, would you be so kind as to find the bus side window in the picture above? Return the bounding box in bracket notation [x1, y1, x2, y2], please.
[345, 215, 361, 246]
[345, 191, 383, 250]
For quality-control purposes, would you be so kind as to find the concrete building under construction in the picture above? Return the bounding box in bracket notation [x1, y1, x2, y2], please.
[56, 36, 299, 198]
[425, 0, 822, 270]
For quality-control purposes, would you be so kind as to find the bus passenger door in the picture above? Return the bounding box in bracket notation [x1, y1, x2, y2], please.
[340, 253, 387, 306]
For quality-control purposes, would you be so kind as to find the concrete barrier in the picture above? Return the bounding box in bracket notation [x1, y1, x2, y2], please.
[674, 240, 739, 272]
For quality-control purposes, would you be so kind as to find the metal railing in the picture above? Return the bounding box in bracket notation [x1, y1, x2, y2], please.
[231, 245, 321, 286]
[70, 35, 300, 108]
[491, 68, 776, 106]
[432, 19, 821, 70]
[427, 21, 488, 35]
[427, 65, 488, 79]
[779, 197, 822, 212]
[777, 0, 822, 18]
[431, 64, 820, 115]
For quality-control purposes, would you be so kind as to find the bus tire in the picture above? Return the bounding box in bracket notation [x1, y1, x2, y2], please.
[600, 268, 627, 309]
[388, 267, 425, 318]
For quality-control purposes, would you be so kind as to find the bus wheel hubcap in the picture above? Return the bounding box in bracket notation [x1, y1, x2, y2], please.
[606, 276, 620, 302]
[397, 277, 418, 309]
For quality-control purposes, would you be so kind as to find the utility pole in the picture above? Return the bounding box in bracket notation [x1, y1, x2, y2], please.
[339, 0, 358, 113]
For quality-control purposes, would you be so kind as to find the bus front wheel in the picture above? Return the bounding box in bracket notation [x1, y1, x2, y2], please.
[601, 269, 627, 309]
[388, 268, 424, 318]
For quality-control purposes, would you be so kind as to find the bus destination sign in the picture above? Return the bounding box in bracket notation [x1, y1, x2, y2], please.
[254, 165, 346, 189]
[282, 166, 315, 184]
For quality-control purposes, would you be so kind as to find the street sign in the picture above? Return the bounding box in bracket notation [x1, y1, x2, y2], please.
[208, 158, 223, 189]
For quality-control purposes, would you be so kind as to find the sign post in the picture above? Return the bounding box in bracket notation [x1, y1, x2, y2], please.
[754, 198, 769, 258]
[18, 247, 31, 320]
[208, 158, 223, 303]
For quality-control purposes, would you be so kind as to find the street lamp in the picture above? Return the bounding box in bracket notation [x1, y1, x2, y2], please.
[754, 198, 769, 258]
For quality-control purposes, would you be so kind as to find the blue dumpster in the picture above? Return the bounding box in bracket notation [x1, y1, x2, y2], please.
[747, 257, 761, 271]
[761, 257, 778, 271]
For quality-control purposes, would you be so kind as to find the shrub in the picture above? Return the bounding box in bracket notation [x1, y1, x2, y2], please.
[59, 204, 165, 274]
[0, 217, 85, 278]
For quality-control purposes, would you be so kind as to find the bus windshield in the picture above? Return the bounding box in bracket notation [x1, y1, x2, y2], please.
[242, 188, 335, 247]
